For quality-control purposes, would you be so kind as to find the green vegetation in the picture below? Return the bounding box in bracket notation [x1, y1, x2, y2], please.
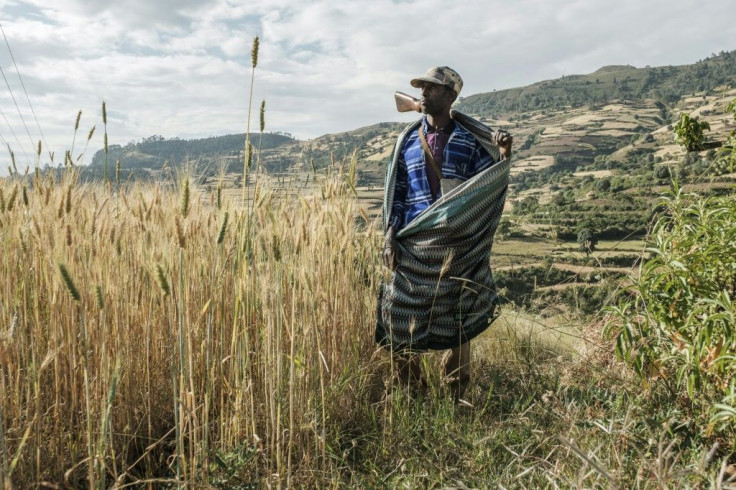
[456, 50, 736, 116]
[577, 228, 598, 255]
[712, 98, 736, 174]
[605, 105, 736, 436]
[674, 112, 711, 151]
[607, 186, 736, 439]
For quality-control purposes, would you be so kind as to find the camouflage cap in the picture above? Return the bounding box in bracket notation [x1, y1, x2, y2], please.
[410, 66, 463, 96]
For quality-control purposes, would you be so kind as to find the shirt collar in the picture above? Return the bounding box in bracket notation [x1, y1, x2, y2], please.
[422, 116, 455, 134]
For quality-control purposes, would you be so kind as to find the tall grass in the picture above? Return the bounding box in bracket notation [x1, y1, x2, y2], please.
[1, 133, 735, 486]
[242, 36, 259, 207]
[0, 161, 383, 486]
[1, 165, 735, 486]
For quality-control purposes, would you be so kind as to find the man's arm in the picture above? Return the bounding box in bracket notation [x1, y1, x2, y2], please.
[469, 141, 496, 175]
[468, 129, 513, 175]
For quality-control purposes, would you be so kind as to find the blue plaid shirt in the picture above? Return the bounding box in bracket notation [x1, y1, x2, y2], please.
[389, 117, 497, 231]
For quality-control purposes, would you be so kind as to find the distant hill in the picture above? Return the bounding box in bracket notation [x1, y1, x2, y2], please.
[455, 50, 736, 117]
[83, 50, 736, 185]
[86, 132, 297, 179]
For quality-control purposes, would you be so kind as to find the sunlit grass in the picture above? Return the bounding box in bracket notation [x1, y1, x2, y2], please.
[0, 163, 383, 486]
[1, 164, 733, 488]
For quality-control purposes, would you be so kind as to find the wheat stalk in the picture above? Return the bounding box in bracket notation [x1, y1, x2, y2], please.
[242, 35, 260, 206]
[217, 212, 229, 245]
[58, 263, 80, 301]
[102, 102, 109, 183]
[180, 178, 190, 218]
[6, 185, 17, 212]
[70, 110, 82, 163]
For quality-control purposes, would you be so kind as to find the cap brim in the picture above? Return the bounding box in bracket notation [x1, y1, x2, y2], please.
[410, 76, 446, 88]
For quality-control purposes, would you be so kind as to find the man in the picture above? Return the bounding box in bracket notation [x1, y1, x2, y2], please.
[375, 66, 512, 401]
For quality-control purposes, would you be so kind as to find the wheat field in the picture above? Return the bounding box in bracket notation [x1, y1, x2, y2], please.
[2, 165, 734, 488]
[0, 164, 388, 486]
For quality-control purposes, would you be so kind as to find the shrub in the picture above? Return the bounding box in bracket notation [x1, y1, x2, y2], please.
[576, 228, 597, 255]
[606, 187, 736, 434]
[595, 178, 611, 192]
[673, 113, 711, 151]
[655, 165, 671, 180]
[552, 193, 567, 207]
[496, 218, 512, 240]
[712, 99, 736, 174]
[714, 133, 736, 174]
[512, 195, 539, 215]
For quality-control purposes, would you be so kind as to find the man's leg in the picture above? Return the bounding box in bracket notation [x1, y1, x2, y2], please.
[443, 341, 471, 401]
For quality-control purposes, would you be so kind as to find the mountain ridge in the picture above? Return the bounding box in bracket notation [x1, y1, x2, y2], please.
[85, 49, 736, 183]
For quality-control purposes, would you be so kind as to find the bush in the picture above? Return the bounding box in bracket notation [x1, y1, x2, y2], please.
[673, 113, 711, 151]
[595, 178, 611, 192]
[496, 218, 512, 240]
[512, 195, 539, 215]
[655, 165, 671, 180]
[576, 228, 597, 255]
[552, 193, 567, 207]
[714, 133, 736, 174]
[606, 187, 736, 435]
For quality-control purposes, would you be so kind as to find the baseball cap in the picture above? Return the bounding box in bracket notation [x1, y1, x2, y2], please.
[410, 66, 463, 96]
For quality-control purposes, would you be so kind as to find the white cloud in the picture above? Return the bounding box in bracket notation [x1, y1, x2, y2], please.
[0, 0, 734, 173]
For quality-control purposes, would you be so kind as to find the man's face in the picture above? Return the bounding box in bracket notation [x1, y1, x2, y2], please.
[419, 82, 455, 116]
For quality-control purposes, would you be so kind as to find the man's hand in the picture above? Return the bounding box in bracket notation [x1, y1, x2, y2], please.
[382, 226, 399, 271]
[495, 130, 513, 159]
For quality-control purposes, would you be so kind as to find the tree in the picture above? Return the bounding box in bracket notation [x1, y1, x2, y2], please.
[513, 195, 539, 215]
[673, 113, 710, 151]
[552, 193, 567, 207]
[496, 219, 512, 240]
[655, 165, 671, 181]
[577, 228, 598, 255]
[595, 178, 611, 192]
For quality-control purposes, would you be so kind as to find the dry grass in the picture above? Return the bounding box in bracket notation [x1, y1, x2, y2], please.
[1, 167, 733, 488]
[511, 155, 555, 175]
[0, 165, 382, 486]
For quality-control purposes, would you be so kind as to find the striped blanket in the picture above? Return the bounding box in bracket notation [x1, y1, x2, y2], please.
[375, 112, 510, 351]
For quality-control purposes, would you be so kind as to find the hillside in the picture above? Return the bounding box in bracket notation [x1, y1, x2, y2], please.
[84, 50, 736, 188]
[455, 50, 736, 115]
[81, 66, 736, 320]
[86, 132, 298, 180]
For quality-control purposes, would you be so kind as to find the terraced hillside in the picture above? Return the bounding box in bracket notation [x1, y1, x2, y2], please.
[86, 51, 736, 188]
[455, 50, 736, 114]
[82, 52, 736, 317]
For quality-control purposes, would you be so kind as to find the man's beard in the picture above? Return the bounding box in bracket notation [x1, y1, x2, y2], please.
[420, 99, 434, 114]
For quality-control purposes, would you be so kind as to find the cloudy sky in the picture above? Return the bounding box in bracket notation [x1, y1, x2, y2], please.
[0, 0, 734, 171]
